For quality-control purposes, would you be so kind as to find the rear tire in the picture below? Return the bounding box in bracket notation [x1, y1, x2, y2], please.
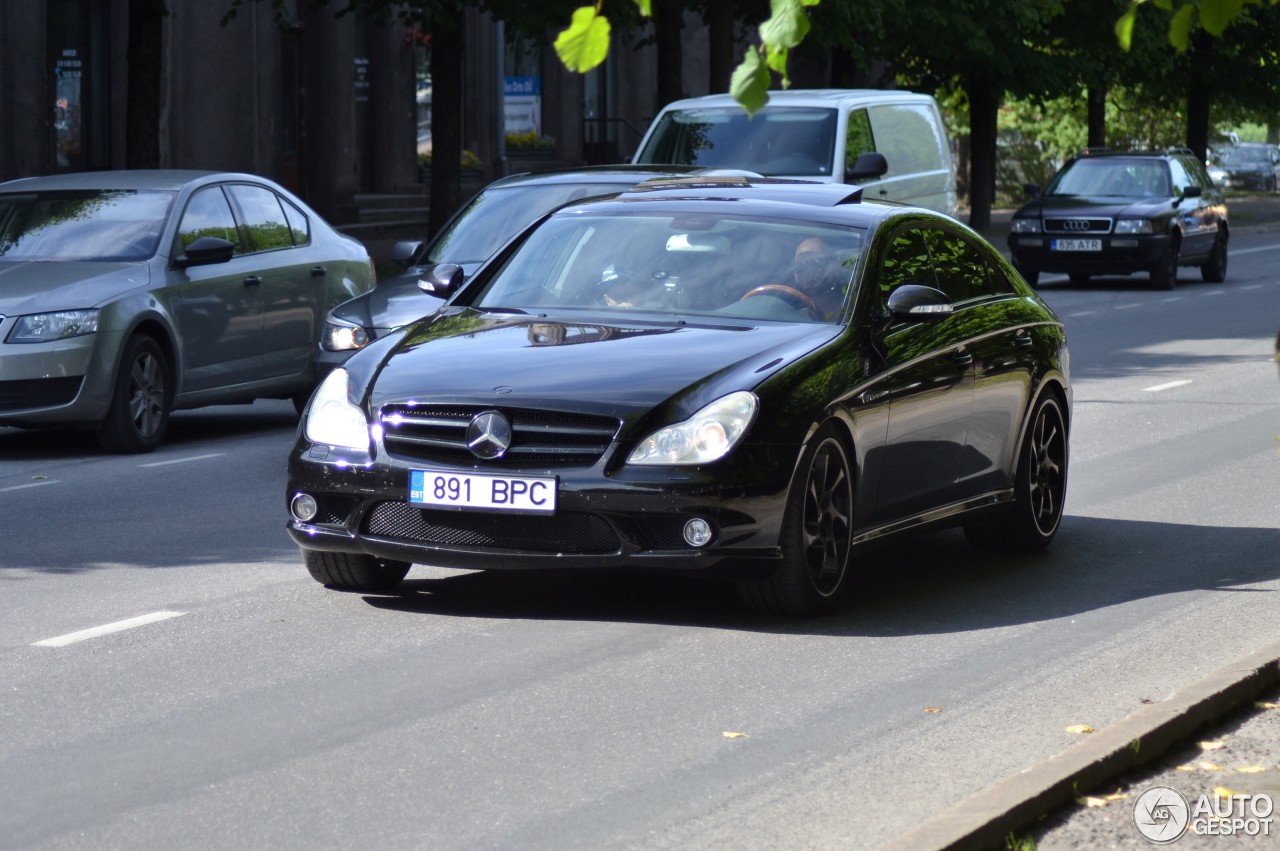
[95, 335, 170, 454]
[965, 393, 1068, 552]
[303, 549, 410, 593]
[1200, 231, 1228, 283]
[737, 425, 853, 616]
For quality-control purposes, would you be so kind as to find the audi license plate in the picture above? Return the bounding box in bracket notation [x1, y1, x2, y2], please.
[1050, 238, 1102, 252]
[409, 469, 557, 514]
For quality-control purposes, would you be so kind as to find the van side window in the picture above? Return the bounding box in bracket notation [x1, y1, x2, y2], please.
[845, 109, 875, 172]
[867, 104, 948, 179]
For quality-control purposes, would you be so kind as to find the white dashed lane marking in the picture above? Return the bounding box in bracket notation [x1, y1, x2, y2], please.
[1144, 380, 1193, 393]
[32, 611, 186, 647]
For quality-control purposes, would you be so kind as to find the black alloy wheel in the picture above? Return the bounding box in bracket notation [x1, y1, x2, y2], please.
[738, 425, 853, 615]
[303, 549, 411, 593]
[95, 335, 171, 453]
[965, 393, 1068, 551]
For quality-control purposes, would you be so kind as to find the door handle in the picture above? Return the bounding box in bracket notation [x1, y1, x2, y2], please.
[951, 350, 973, 367]
[243, 275, 262, 287]
[1014, 330, 1033, 348]
[311, 266, 327, 277]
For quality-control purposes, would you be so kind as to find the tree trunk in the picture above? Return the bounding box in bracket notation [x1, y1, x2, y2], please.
[706, 0, 732, 94]
[653, 0, 684, 114]
[1086, 84, 1106, 149]
[126, 0, 166, 168]
[428, 9, 463, 236]
[967, 71, 998, 231]
[1185, 33, 1212, 163]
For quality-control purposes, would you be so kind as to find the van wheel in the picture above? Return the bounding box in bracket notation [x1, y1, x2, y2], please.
[95, 336, 170, 454]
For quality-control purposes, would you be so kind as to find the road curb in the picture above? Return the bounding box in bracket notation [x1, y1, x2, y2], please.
[879, 640, 1280, 851]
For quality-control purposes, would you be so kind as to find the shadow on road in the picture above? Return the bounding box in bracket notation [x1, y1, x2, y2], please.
[361, 515, 1280, 634]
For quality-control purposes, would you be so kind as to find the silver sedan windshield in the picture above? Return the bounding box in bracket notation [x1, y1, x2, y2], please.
[0, 189, 176, 261]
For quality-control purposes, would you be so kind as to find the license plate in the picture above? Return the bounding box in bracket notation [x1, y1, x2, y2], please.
[409, 469, 557, 514]
[1050, 238, 1102, 252]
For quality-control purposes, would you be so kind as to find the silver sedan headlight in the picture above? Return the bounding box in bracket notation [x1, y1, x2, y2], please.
[321, 315, 370, 352]
[6, 309, 99, 343]
[628, 391, 757, 465]
[304, 368, 370, 450]
[1114, 219, 1153, 235]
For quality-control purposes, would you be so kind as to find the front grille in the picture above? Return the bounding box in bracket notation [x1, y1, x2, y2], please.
[0, 377, 83, 412]
[362, 500, 620, 554]
[380, 404, 620, 467]
[1044, 217, 1112, 234]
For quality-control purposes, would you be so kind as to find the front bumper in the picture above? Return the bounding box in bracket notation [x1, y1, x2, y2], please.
[285, 439, 799, 577]
[0, 325, 116, 426]
[1008, 232, 1170, 276]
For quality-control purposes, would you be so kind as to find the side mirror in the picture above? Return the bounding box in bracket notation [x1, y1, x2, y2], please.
[174, 235, 235, 268]
[1023, 182, 1041, 198]
[390, 240, 425, 267]
[418, 262, 464, 297]
[1180, 185, 1203, 200]
[846, 152, 889, 182]
[887, 284, 954, 323]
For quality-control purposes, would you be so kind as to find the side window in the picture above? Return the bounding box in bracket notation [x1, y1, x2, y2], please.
[175, 187, 242, 254]
[877, 227, 935, 303]
[845, 109, 875, 172]
[280, 196, 310, 245]
[1168, 158, 1193, 195]
[922, 228, 1009, 302]
[226, 184, 295, 252]
[1177, 155, 1211, 192]
[866, 104, 947, 178]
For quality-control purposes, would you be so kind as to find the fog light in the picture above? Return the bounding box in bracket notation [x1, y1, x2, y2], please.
[292, 493, 318, 522]
[683, 518, 713, 547]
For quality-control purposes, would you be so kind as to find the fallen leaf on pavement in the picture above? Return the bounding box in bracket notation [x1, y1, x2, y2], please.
[1234, 766, 1266, 774]
[923, 707, 941, 713]
[1199, 740, 1226, 750]
[1198, 761, 1223, 771]
[722, 731, 748, 739]
[1213, 786, 1245, 800]
[1256, 702, 1278, 710]
[1176, 765, 1196, 771]
[1064, 724, 1094, 734]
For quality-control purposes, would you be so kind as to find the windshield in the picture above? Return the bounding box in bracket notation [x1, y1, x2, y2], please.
[1218, 146, 1272, 166]
[1046, 159, 1171, 198]
[0, 189, 175, 261]
[425, 182, 639, 265]
[635, 107, 838, 177]
[462, 211, 864, 325]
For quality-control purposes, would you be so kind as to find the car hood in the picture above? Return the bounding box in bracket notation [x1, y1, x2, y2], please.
[1017, 195, 1174, 217]
[367, 309, 841, 418]
[333, 262, 481, 331]
[0, 260, 150, 313]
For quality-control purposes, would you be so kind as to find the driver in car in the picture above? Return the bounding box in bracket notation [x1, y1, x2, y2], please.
[791, 237, 851, 319]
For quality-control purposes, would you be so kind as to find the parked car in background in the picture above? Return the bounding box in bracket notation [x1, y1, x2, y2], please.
[288, 178, 1070, 616]
[1008, 148, 1228, 289]
[1207, 142, 1280, 191]
[631, 89, 959, 215]
[315, 165, 753, 379]
[0, 169, 375, 452]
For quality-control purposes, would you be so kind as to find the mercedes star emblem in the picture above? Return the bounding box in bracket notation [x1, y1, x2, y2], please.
[466, 410, 513, 460]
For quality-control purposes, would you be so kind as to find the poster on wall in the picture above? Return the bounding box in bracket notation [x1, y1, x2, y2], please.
[54, 49, 83, 169]
[503, 76, 541, 137]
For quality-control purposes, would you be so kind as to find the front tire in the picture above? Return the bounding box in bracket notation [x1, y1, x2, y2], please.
[1149, 238, 1180, 290]
[95, 335, 170, 453]
[965, 393, 1068, 551]
[303, 549, 410, 593]
[737, 425, 853, 616]
[1200, 231, 1228, 283]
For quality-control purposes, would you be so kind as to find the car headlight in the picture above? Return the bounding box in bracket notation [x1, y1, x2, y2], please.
[1011, 218, 1041, 233]
[321, 316, 370, 352]
[1114, 219, 1153, 235]
[304, 368, 370, 449]
[628, 391, 757, 465]
[6, 309, 99, 343]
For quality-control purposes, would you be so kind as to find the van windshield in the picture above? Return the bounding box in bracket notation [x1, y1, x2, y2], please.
[635, 107, 837, 177]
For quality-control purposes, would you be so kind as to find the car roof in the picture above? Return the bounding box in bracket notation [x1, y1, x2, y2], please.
[483, 165, 755, 190]
[0, 169, 265, 192]
[654, 89, 938, 112]
[1072, 148, 1191, 161]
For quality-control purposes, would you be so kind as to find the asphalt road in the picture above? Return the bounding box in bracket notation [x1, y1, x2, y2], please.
[2, 201, 1278, 849]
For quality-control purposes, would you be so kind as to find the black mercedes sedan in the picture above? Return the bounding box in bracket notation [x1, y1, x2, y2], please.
[287, 178, 1071, 615]
[1008, 148, 1228, 290]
